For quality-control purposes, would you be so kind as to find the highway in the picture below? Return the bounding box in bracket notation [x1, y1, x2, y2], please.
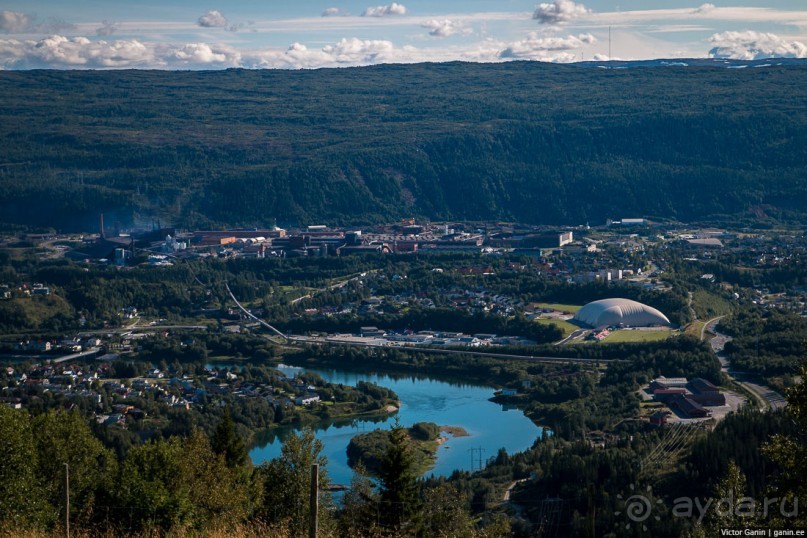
[51, 347, 101, 364]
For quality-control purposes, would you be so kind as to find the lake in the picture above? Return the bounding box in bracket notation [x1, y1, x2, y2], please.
[249, 364, 544, 486]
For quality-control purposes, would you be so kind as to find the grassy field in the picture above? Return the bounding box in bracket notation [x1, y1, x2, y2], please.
[684, 321, 706, 339]
[534, 318, 579, 337]
[4, 294, 74, 330]
[532, 303, 582, 314]
[691, 289, 733, 320]
[600, 329, 677, 343]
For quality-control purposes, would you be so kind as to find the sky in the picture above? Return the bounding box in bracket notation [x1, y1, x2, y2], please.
[0, 0, 805, 69]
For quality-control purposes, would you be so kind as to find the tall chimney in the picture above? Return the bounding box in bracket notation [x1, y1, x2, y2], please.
[100, 213, 105, 239]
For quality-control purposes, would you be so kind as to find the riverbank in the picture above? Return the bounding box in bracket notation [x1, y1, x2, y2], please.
[248, 364, 544, 486]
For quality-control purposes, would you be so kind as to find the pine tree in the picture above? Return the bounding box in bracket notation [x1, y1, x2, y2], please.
[211, 409, 248, 468]
[378, 419, 422, 532]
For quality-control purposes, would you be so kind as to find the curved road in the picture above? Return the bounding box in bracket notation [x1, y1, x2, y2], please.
[706, 320, 787, 411]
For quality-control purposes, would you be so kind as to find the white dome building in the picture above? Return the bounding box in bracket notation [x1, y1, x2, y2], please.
[574, 298, 670, 329]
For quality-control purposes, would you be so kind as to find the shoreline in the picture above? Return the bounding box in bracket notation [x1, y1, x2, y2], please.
[437, 425, 470, 445]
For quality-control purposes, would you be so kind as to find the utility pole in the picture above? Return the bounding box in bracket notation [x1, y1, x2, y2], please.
[64, 463, 70, 538]
[309, 463, 319, 538]
[468, 447, 486, 471]
[608, 26, 612, 59]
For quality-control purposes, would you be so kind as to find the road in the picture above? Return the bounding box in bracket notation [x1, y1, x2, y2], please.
[79, 324, 209, 336]
[289, 271, 371, 305]
[708, 325, 787, 411]
[225, 281, 289, 342]
[701, 316, 725, 342]
[503, 479, 528, 502]
[227, 281, 610, 364]
[51, 347, 101, 364]
[289, 334, 619, 365]
[555, 329, 588, 345]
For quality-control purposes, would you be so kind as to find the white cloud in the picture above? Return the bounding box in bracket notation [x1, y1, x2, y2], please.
[362, 3, 407, 17]
[499, 32, 595, 61]
[197, 10, 244, 32]
[692, 3, 716, 14]
[197, 10, 228, 28]
[246, 37, 426, 69]
[173, 43, 240, 65]
[708, 30, 807, 59]
[6, 35, 157, 68]
[96, 20, 117, 37]
[533, 0, 590, 25]
[0, 34, 431, 70]
[421, 19, 471, 38]
[579, 33, 596, 44]
[323, 37, 395, 61]
[322, 8, 348, 17]
[0, 11, 29, 33]
[0, 35, 247, 69]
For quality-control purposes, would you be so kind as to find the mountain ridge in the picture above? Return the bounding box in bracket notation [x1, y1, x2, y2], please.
[0, 61, 805, 231]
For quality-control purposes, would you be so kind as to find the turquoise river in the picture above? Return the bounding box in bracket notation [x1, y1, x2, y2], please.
[249, 364, 544, 486]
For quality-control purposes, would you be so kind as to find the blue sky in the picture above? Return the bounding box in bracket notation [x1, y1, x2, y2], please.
[0, 1, 805, 68]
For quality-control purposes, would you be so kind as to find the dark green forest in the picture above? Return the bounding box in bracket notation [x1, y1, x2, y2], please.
[1, 63, 805, 231]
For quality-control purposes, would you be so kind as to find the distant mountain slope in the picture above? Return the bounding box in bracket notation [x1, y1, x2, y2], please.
[0, 61, 805, 231]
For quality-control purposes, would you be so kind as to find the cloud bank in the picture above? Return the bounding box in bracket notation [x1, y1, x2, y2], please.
[0, 35, 241, 69]
[499, 32, 595, 61]
[708, 30, 807, 59]
[0, 32, 603, 70]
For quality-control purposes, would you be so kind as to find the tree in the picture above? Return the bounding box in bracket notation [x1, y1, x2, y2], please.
[115, 430, 252, 533]
[115, 436, 194, 532]
[378, 418, 422, 532]
[181, 430, 253, 529]
[211, 409, 248, 468]
[338, 462, 381, 537]
[32, 410, 116, 527]
[763, 357, 807, 527]
[421, 483, 475, 538]
[0, 405, 45, 529]
[705, 461, 752, 532]
[256, 428, 331, 535]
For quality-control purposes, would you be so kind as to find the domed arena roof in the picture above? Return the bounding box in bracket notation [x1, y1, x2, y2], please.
[574, 298, 671, 329]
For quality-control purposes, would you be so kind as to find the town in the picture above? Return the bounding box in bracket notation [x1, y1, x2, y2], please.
[1, 216, 804, 537]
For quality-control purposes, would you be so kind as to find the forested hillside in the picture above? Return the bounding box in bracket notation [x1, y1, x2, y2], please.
[0, 62, 805, 230]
